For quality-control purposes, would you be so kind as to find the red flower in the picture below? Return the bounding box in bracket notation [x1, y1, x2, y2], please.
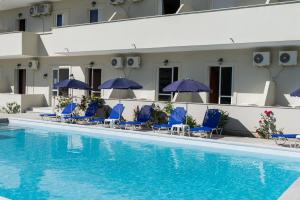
[259, 120, 262, 123]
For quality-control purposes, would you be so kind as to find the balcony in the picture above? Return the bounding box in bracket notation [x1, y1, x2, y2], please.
[0, 32, 38, 59]
[41, 1, 300, 56]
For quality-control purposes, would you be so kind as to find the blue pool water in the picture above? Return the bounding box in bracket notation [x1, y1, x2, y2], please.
[0, 124, 299, 200]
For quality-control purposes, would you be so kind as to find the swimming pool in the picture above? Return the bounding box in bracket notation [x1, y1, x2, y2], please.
[0, 123, 299, 200]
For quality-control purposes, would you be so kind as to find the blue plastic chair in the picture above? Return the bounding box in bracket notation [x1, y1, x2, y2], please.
[272, 134, 300, 148]
[64, 101, 99, 121]
[40, 103, 77, 119]
[190, 109, 222, 138]
[152, 107, 187, 132]
[119, 105, 153, 129]
[90, 104, 125, 124]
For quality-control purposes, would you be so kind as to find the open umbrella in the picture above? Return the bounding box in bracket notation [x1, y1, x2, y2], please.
[54, 79, 92, 110]
[163, 79, 211, 124]
[98, 77, 143, 118]
[290, 88, 300, 97]
[98, 78, 142, 90]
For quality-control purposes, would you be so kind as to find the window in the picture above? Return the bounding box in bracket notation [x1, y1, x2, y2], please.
[90, 9, 99, 23]
[209, 66, 233, 104]
[162, 0, 180, 14]
[56, 14, 64, 27]
[18, 19, 26, 31]
[88, 68, 102, 96]
[158, 67, 178, 101]
[52, 68, 69, 96]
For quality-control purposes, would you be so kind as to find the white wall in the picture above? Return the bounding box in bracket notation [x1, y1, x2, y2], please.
[1, 48, 300, 107]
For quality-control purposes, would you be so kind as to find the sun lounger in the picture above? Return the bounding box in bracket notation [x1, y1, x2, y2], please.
[64, 101, 99, 121]
[189, 109, 222, 138]
[119, 105, 153, 130]
[40, 103, 77, 120]
[152, 107, 186, 132]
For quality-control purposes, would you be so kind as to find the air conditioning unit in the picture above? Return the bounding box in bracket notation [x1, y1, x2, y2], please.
[38, 3, 52, 15]
[29, 5, 39, 17]
[110, 0, 125, 5]
[28, 60, 39, 70]
[111, 57, 124, 68]
[279, 51, 297, 66]
[30, 3, 52, 17]
[253, 52, 270, 67]
[127, 57, 141, 68]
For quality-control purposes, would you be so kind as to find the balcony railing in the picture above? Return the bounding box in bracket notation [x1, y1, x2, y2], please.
[0, 31, 38, 59]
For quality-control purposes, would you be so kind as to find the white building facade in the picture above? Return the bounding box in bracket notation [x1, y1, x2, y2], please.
[1, 0, 300, 134]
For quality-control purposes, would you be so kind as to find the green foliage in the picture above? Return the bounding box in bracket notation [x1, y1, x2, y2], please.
[55, 96, 72, 112]
[186, 115, 197, 128]
[151, 103, 168, 124]
[163, 102, 173, 116]
[219, 110, 230, 128]
[255, 110, 282, 139]
[133, 105, 140, 121]
[1, 102, 21, 114]
[89, 94, 105, 106]
[79, 95, 88, 112]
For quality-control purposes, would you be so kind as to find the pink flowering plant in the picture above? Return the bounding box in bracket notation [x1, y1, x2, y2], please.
[255, 110, 282, 139]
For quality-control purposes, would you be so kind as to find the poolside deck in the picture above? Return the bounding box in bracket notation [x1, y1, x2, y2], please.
[0, 112, 295, 149]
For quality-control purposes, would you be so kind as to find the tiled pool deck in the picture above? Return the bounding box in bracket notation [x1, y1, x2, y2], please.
[0, 112, 296, 149]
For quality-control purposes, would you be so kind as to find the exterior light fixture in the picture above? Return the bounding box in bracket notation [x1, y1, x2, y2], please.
[218, 58, 224, 65]
[43, 73, 48, 79]
[18, 13, 23, 18]
[92, 1, 97, 7]
[90, 61, 95, 67]
[164, 59, 169, 66]
[70, 74, 74, 79]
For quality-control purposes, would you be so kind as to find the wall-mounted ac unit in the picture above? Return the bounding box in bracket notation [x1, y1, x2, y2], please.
[127, 57, 141, 68]
[30, 3, 52, 17]
[253, 52, 270, 67]
[279, 51, 297, 66]
[29, 5, 39, 17]
[28, 60, 39, 70]
[38, 3, 52, 15]
[111, 57, 124, 68]
[110, 0, 125, 5]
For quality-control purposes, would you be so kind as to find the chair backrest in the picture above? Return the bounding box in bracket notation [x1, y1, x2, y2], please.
[137, 105, 154, 122]
[109, 104, 125, 119]
[61, 103, 77, 115]
[169, 107, 186, 125]
[202, 109, 222, 129]
[85, 101, 99, 117]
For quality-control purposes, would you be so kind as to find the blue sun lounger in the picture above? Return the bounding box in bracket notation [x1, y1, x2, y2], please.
[189, 109, 222, 138]
[64, 101, 99, 121]
[152, 107, 186, 132]
[119, 105, 153, 130]
[272, 134, 300, 148]
[40, 103, 77, 119]
[90, 104, 125, 127]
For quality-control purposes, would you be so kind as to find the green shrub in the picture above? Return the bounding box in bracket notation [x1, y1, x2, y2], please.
[151, 103, 168, 124]
[163, 102, 173, 116]
[55, 96, 72, 112]
[186, 115, 197, 128]
[1, 102, 21, 114]
[219, 110, 230, 129]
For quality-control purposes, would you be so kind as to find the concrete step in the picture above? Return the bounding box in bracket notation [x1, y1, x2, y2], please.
[31, 107, 54, 114]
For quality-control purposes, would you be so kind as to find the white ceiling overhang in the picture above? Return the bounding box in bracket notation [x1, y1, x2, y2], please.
[0, 0, 60, 11]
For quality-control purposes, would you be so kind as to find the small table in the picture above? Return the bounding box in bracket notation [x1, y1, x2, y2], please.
[171, 124, 190, 136]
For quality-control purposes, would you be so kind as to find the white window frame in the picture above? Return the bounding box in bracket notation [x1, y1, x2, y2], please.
[217, 66, 233, 104]
[55, 13, 64, 27]
[89, 8, 102, 23]
[157, 66, 179, 101]
[52, 67, 70, 97]
[87, 67, 102, 96]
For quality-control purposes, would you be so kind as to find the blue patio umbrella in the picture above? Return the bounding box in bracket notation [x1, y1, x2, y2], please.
[163, 79, 211, 124]
[163, 79, 211, 93]
[54, 79, 91, 90]
[54, 79, 91, 109]
[98, 78, 143, 90]
[290, 88, 300, 97]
